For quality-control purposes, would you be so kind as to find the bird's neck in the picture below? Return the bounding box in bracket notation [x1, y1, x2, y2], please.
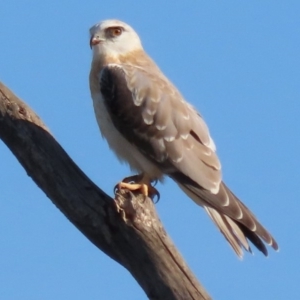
[91, 49, 158, 71]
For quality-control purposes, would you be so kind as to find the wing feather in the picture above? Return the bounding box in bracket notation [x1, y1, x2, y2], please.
[99, 63, 278, 256]
[100, 64, 220, 189]
[104, 64, 218, 176]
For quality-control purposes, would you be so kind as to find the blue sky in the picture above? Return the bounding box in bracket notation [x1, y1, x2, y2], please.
[1, 1, 299, 299]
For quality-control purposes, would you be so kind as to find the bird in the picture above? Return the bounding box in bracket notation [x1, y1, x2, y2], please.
[89, 19, 278, 258]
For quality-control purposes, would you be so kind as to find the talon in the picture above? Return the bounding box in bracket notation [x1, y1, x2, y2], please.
[147, 184, 160, 203]
[118, 182, 149, 196]
[151, 179, 158, 187]
[114, 174, 160, 202]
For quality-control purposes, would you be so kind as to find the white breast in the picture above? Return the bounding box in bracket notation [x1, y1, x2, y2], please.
[92, 92, 163, 180]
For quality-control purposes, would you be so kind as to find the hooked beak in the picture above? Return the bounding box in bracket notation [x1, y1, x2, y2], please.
[90, 35, 103, 49]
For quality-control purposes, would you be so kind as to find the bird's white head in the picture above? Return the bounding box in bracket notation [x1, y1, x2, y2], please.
[89, 19, 143, 59]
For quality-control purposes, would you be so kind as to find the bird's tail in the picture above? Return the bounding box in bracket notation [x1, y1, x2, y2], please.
[176, 181, 279, 258]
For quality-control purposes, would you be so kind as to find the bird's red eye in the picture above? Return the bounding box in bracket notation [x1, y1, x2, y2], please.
[108, 27, 123, 37]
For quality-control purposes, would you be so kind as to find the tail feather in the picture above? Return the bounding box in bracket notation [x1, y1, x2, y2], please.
[205, 206, 250, 258]
[238, 223, 268, 256]
[225, 215, 252, 253]
[226, 186, 279, 251]
[176, 180, 278, 257]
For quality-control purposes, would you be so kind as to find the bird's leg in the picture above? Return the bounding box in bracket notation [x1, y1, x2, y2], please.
[115, 173, 160, 201]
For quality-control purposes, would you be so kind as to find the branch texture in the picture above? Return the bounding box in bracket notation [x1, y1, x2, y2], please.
[0, 82, 211, 300]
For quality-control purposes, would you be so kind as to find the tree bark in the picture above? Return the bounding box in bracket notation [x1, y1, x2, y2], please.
[0, 82, 211, 300]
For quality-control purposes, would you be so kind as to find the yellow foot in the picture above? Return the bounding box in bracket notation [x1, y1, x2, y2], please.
[118, 181, 149, 196]
[114, 175, 160, 202]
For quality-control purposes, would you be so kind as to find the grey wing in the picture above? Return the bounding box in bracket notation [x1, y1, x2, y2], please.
[100, 64, 220, 188]
[99, 64, 278, 257]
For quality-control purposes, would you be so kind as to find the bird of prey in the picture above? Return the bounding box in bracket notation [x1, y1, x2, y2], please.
[89, 19, 278, 258]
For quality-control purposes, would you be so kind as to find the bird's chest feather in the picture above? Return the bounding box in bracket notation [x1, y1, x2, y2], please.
[91, 92, 162, 179]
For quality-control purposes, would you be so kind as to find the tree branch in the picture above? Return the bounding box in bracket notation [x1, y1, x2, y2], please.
[0, 82, 211, 300]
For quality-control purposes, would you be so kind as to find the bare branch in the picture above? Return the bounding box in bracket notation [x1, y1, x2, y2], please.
[0, 82, 211, 300]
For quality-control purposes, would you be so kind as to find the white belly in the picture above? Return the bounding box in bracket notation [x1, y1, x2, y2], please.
[92, 92, 163, 180]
